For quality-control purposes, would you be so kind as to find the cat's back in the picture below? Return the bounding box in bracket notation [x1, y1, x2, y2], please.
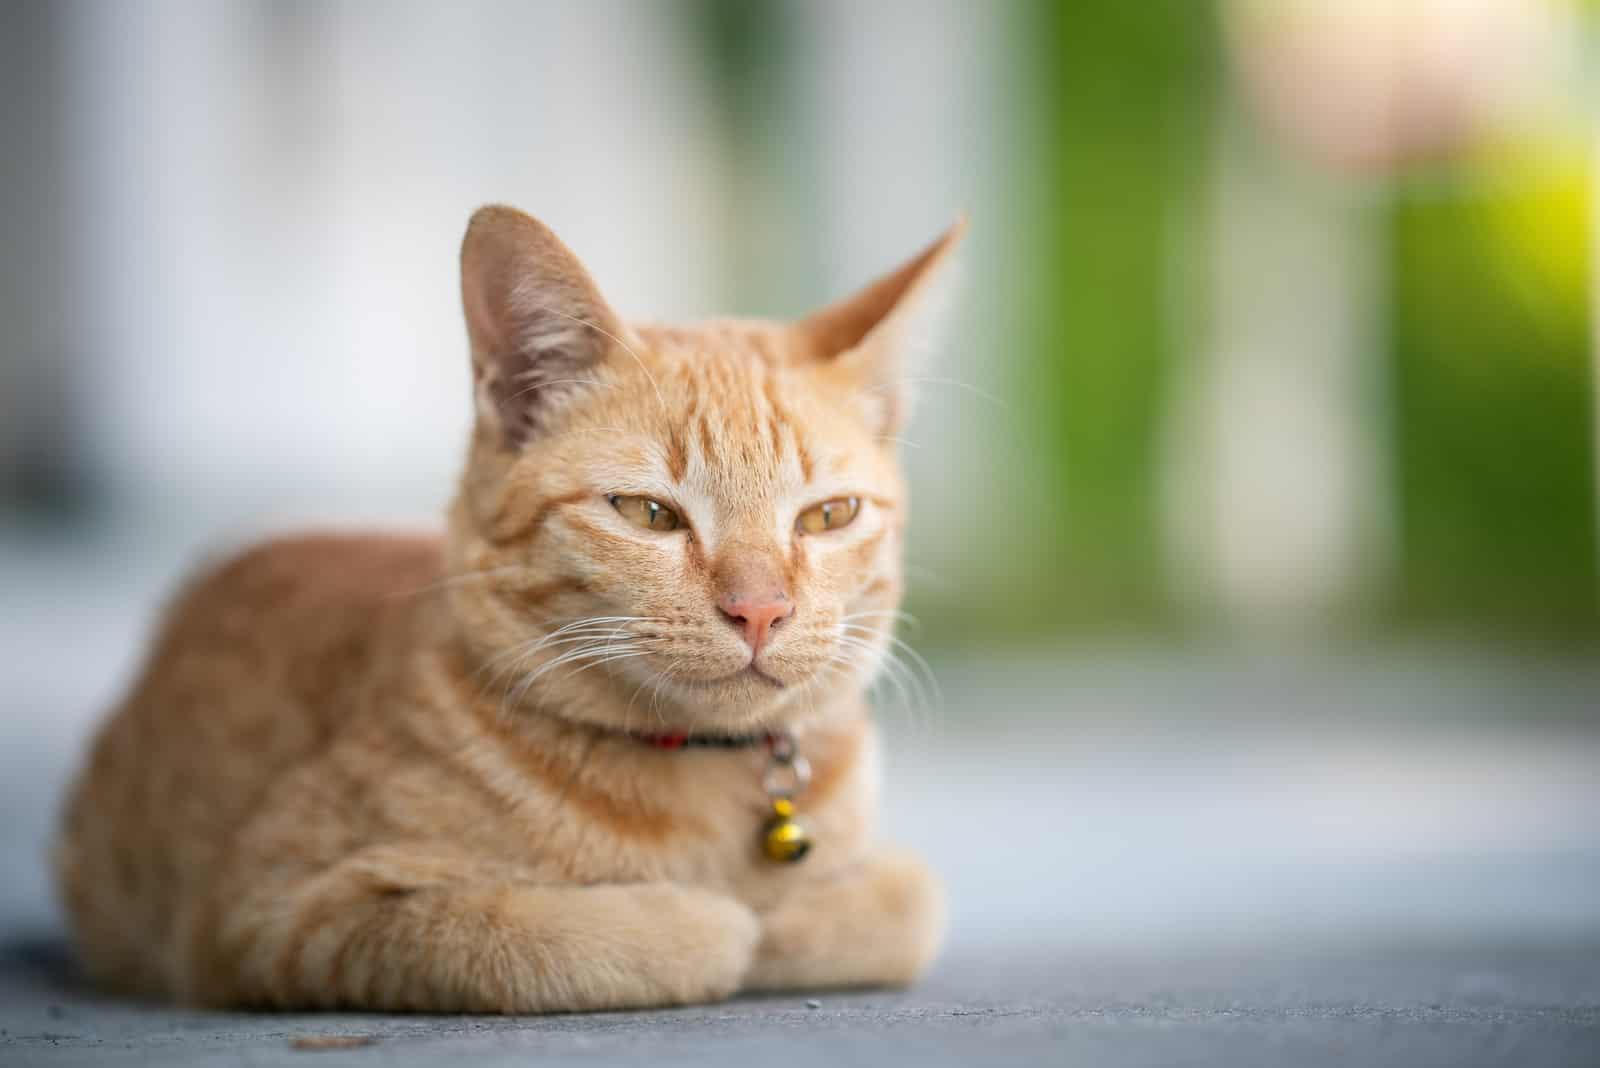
[56, 530, 442, 994]
[96, 529, 444, 754]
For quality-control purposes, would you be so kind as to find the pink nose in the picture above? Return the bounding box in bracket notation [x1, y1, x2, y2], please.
[717, 593, 794, 654]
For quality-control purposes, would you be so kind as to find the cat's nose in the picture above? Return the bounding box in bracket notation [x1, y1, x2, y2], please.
[717, 592, 794, 655]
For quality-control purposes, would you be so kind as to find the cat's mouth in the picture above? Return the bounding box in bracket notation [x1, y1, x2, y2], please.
[681, 664, 787, 690]
[744, 665, 786, 688]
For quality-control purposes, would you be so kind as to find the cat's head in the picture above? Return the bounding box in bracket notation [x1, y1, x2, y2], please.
[446, 206, 961, 734]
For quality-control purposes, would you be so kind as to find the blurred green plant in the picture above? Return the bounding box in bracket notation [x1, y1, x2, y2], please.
[692, 0, 1598, 645]
[1388, 137, 1597, 636]
[1000, 0, 1219, 632]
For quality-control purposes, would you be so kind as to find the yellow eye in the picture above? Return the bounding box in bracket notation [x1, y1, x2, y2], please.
[609, 495, 681, 532]
[797, 496, 861, 534]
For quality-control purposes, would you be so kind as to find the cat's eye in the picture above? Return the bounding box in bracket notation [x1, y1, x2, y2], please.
[796, 496, 860, 535]
[609, 494, 681, 532]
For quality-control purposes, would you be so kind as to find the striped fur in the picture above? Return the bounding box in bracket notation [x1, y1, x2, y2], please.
[54, 206, 963, 1013]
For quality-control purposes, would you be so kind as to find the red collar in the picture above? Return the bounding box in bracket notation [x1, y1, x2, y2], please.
[635, 730, 778, 751]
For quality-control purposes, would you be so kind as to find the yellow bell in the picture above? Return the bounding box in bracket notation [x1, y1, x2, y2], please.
[762, 798, 812, 863]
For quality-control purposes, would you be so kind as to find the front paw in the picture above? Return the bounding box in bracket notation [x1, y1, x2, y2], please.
[626, 883, 762, 1003]
[747, 848, 946, 992]
[493, 882, 760, 1011]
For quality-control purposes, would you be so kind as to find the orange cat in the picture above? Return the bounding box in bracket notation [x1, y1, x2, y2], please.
[55, 206, 963, 1012]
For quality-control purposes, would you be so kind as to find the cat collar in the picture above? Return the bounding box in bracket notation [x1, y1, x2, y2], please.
[634, 728, 812, 863]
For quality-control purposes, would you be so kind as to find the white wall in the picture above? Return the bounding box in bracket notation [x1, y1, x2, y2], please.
[60, 0, 727, 524]
[797, 0, 1014, 588]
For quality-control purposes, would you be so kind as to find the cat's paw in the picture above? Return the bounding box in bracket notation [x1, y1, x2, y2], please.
[856, 849, 946, 984]
[747, 847, 946, 992]
[488, 881, 759, 1012]
[624, 883, 762, 1004]
[489, 876, 758, 1010]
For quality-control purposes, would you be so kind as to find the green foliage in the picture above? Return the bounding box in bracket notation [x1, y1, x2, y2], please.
[1001, 0, 1218, 629]
[692, 1, 1599, 645]
[1388, 144, 1597, 634]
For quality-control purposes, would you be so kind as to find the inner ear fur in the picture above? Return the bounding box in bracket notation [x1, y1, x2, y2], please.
[460, 206, 630, 448]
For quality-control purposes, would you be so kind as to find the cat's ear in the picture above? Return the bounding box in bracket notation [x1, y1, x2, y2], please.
[460, 206, 631, 449]
[794, 217, 966, 435]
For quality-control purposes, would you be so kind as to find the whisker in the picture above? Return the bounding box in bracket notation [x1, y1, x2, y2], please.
[478, 614, 667, 713]
[840, 608, 924, 636]
[646, 655, 690, 728]
[902, 561, 952, 592]
[504, 376, 613, 404]
[830, 626, 941, 737]
[387, 566, 535, 600]
[555, 426, 645, 439]
[475, 615, 661, 678]
[863, 375, 1007, 411]
[517, 638, 663, 691]
[547, 648, 660, 688]
[520, 301, 667, 412]
[623, 663, 669, 732]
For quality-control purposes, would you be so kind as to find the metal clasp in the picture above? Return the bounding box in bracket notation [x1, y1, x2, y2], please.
[761, 730, 811, 801]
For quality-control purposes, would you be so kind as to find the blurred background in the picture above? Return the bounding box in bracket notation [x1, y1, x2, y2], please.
[3, 0, 1600, 961]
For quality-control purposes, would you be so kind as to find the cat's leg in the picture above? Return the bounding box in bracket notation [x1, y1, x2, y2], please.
[179, 845, 760, 1013]
[743, 848, 945, 992]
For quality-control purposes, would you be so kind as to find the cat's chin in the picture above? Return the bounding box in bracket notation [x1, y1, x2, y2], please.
[648, 672, 800, 729]
[567, 661, 847, 737]
[675, 664, 788, 693]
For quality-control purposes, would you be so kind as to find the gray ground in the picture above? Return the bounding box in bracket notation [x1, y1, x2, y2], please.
[3, 535, 1599, 1064]
[4, 936, 1598, 1067]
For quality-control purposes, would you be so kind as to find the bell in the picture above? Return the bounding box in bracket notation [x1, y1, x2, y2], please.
[762, 798, 812, 863]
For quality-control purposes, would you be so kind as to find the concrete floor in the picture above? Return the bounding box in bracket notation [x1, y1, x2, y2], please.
[3, 534, 1599, 1064]
[4, 935, 1598, 1067]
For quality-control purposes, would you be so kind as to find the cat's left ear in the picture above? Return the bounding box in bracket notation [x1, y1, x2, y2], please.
[794, 217, 966, 435]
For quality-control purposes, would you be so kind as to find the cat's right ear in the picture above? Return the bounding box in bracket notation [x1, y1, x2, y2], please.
[460, 206, 630, 449]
